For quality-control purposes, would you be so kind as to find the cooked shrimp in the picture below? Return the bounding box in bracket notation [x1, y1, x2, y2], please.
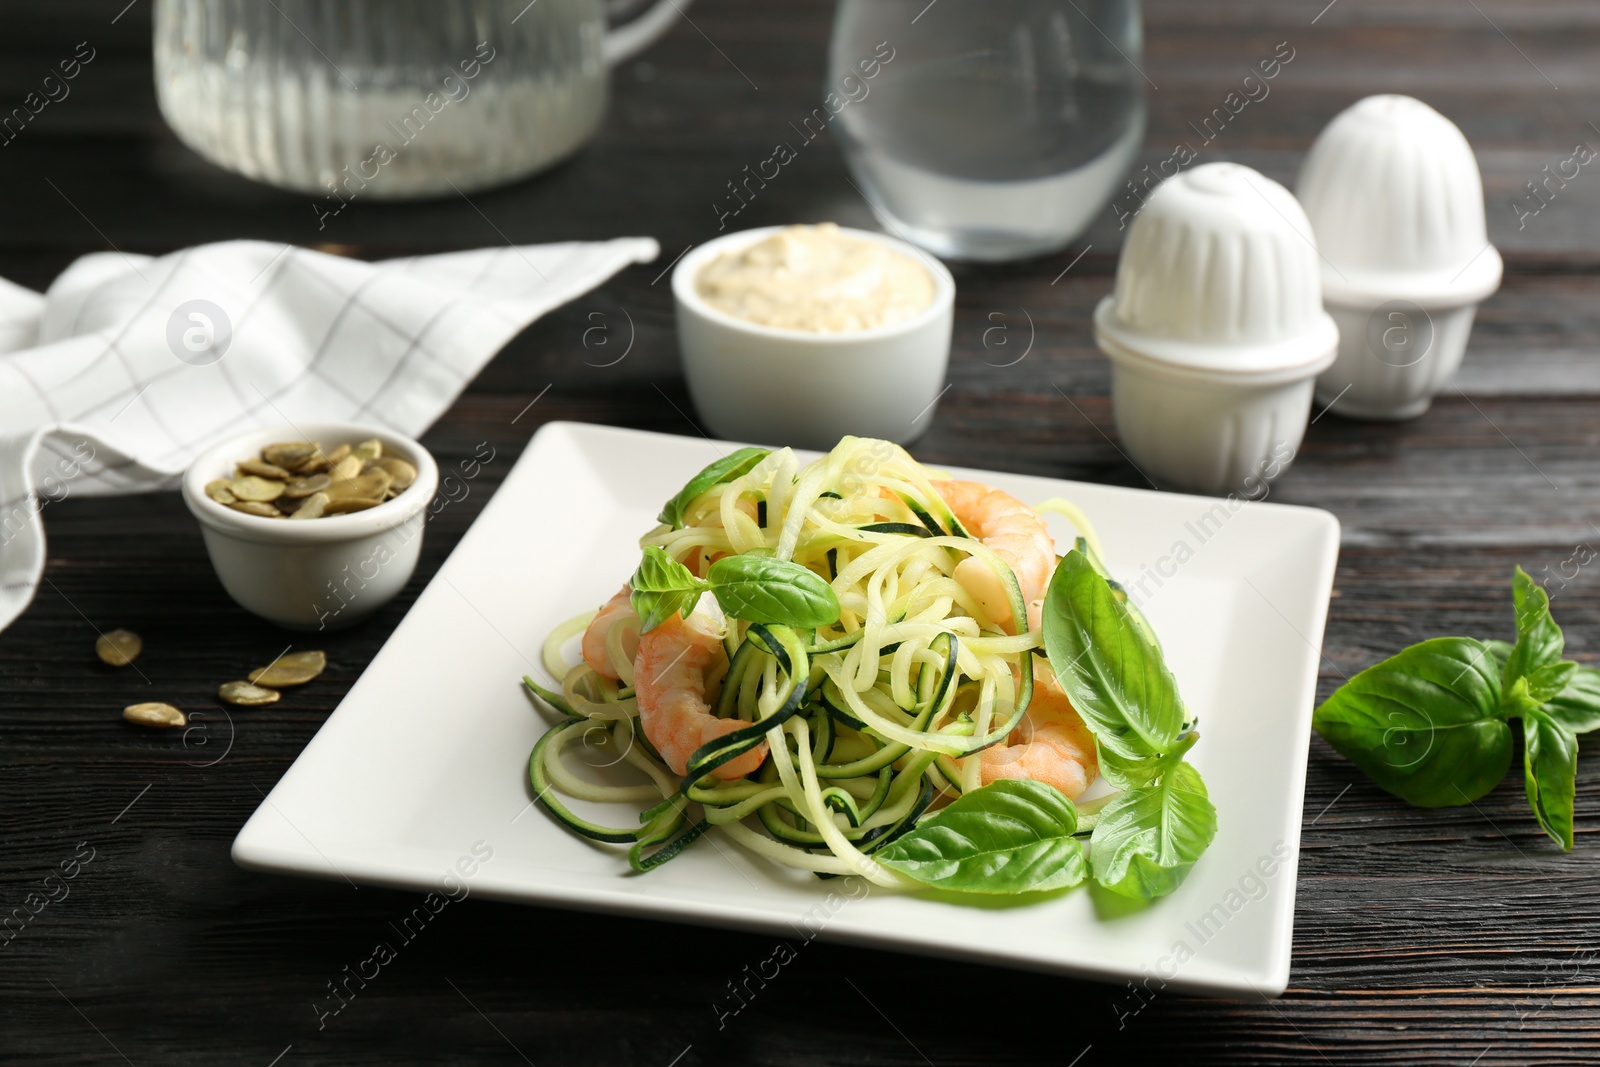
[582, 585, 637, 680]
[977, 661, 1098, 800]
[634, 597, 766, 780]
[932, 479, 1054, 634]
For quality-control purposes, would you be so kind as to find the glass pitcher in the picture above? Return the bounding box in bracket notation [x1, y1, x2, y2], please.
[829, 0, 1145, 261]
[154, 0, 681, 199]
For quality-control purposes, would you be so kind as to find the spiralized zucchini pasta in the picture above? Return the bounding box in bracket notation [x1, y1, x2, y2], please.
[524, 436, 1130, 889]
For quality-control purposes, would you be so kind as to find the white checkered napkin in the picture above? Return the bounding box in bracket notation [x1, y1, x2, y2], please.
[0, 236, 660, 632]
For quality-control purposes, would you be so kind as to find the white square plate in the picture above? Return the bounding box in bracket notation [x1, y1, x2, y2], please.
[234, 421, 1339, 997]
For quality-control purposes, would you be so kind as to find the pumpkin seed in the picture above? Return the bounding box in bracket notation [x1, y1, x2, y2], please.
[237, 458, 292, 480]
[368, 457, 417, 492]
[228, 500, 281, 518]
[219, 680, 280, 706]
[263, 441, 318, 469]
[96, 628, 142, 667]
[353, 438, 383, 461]
[232, 476, 285, 502]
[323, 497, 380, 515]
[249, 650, 327, 687]
[328, 455, 364, 482]
[123, 702, 186, 728]
[288, 492, 330, 519]
[325, 470, 391, 501]
[297, 444, 344, 475]
[284, 473, 331, 498]
[205, 479, 237, 505]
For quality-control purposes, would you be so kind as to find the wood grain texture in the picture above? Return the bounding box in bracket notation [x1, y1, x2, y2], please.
[2, 1, 1600, 1064]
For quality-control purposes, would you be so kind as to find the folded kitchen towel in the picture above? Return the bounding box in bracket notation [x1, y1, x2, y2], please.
[0, 236, 659, 633]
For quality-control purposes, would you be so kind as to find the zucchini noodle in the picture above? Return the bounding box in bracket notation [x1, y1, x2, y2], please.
[523, 437, 1100, 880]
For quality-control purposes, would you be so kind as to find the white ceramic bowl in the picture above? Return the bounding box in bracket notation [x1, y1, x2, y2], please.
[673, 225, 955, 450]
[182, 422, 440, 630]
[1297, 95, 1502, 420]
[1095, 163, 1338, 495]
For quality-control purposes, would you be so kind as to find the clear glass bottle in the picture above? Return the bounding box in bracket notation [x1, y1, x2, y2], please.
[829, 0, 1146, 261]
[153, 0, 678, 199]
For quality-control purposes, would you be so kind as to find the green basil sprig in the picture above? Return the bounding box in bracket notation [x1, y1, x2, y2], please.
[628, 546, 840, 633]
[1043, 550, 1217, 899]
[875, 779, 1087, 894]
[1313, 567, 1600, 850]
[657, 448, 770, 529]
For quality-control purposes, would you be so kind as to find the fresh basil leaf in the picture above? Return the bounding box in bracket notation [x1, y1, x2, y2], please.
[1503, 566, 1563, 699]
[657, 447, 770, 529]
[630, 546, 708, 633]
[707, 555, 840, 629]
[1090, 759, 1217, 900]
[1094, 745, 1167, 791]
[1042, 551, 1185, 780]
[1543, 665, 1600, 734]
[1312, 637, 1510, 807]
[1523, 710, 1578, 851]
[1504, 662, 1578, 719]
[1528, 662, 1577, 706]
[876, 779, 1086, 894]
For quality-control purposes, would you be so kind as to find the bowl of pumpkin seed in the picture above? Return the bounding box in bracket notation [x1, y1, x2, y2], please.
[182, 423, 439, 630]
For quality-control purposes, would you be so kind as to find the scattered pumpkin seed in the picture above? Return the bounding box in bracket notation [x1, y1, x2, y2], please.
[219, 680, 281, 706]
[249, 650, 327, 688]
[232, 476, 286, 502]
[328, 455, 364, 482]
[263, 441, 318, 469]
[352, 438, 383, 461]
[96, 628, 142, 667]
[228, 500, 281, 517]
[123, 702, 186, 728]
[323, 497, 380, 515]
[368, 457, 417, 492]
[205, 479, 237, 504]
[284, 473, 331, 498]
[288, 491, 330, 519]
[237, 458, 292, 480]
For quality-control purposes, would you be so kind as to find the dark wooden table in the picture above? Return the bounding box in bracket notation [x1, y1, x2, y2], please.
[5, 1, 1600, 1063]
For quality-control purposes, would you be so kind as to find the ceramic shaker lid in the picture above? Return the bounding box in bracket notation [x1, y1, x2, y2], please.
[1095, 162, 1339, 379]
[1297, 94, 1502, 308]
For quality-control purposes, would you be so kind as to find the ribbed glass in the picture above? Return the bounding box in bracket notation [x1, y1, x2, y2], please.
[154, 0, 608, 198]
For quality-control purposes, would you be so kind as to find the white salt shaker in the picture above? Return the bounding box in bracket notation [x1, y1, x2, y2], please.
[1093, 162, 1339, 495]
[1297, 95, 1502, 419]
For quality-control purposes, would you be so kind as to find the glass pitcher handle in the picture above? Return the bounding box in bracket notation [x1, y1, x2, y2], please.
[603, 0, 689, 65]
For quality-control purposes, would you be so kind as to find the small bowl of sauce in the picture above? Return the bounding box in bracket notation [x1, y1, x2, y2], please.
[673, 223, 954, 449]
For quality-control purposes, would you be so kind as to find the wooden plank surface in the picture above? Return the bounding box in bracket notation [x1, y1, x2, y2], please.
[3, 1, 1600, 1064]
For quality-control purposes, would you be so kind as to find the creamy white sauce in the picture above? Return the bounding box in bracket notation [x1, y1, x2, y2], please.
[696, 223, 935, 333]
